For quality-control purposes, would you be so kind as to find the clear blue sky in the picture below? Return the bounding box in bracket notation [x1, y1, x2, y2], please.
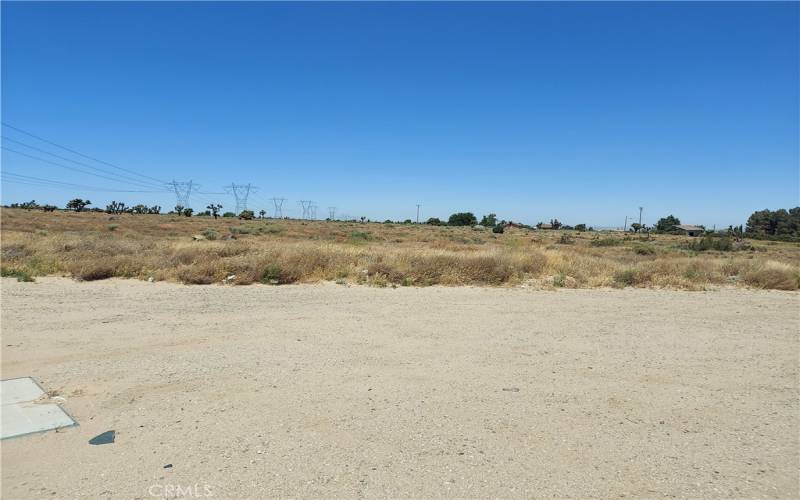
[2, 1, 798, 227]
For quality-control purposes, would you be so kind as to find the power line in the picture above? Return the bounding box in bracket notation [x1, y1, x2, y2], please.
[1, 122, 167, 185]
[1, 172, 166, 193]
[1, 135, 166, 190]
[2, 146, 172, 191]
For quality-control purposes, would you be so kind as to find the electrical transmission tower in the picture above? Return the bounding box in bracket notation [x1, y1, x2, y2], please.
[168, 180, 197, 207]
[328, 207, 336, 220]
[224, 183, 257, 213]
[298, 200, 313, 220]
[309, 204, 318, 220]
[270, 197, 286, 218]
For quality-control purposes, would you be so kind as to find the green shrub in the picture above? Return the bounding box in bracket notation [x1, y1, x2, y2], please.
[222, 212, 236, 218]
[631, 244, 655, 255]
[239, 210, 255, 220]
[590, 237, 622, 247]
[202, 228, 219, 240]
[685, 236, 734, 252]
[492, 224, 504, 234]
[614, 268, 638, 287]
[447, 212, 477, 226]
[348, 231, 374, 244]
[260, 264, 296, 284]
[107, 224, 119, 231]
[1, 267, 34, 282]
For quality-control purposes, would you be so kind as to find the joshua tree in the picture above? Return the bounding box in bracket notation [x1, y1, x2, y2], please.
[66, 199, 91, 212]
[207, 203, 223, 219]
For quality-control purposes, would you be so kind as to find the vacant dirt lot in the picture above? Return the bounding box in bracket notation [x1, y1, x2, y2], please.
[1, 278, 798, 498]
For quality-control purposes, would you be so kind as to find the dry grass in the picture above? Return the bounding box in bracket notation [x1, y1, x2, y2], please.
[2, 209, 799, 290]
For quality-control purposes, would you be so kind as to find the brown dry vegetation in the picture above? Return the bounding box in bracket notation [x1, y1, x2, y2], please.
[2, 209, 799, 290]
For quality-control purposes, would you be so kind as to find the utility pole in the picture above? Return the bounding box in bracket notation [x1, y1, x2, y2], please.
[638, 206, 643, 226]
[624, 215, 628, 232]
[224, 183, 257, 213]
[270, 197, 286, 219]
[416, 204, 421, 224]
[168, 180, 196, 208]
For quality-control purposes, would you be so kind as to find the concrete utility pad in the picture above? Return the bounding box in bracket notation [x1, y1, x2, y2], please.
[1, 377, 76, 439]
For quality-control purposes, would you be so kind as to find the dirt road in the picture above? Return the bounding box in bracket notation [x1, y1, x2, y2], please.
[1, 278, 798, 498]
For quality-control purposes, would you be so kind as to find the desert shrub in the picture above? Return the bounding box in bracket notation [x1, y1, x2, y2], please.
[259, 264, 290, 284]
[591, 237, 622, 247]
[553, 272, 566, 287]
[239, 210, 255, 220]
[614, 268, 639, 287]
[348, 231, 374, 244]
[202, 228, 219, 240]
[107, 224, 119, 231]
[1, 267, 34, 282]
[2, 243, 32, 260]
[558, 234, 573, 245]
[74, 263, 116, 281]
[222, 212, 236, 218]
[631, 244, 655, 255]
[176, 264, 220, 284]
[685, 236, 734, 252]
[367, 260, 404, 282]
[492, 224, 504, 234]
[742, 261, 800, 290]
[513, 251, 548, 274]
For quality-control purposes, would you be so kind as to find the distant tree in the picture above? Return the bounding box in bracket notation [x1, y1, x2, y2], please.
[182, 207, 194, 217]
[42, 204, 57, 212]
[259, 209, 266, 219]
[630, 222, 643, 233]
[746, 207, 800, 239]
[239, 210, 255, 220]
[448, 212, 477, 226]
[106, 201, 126, 214]
[222, 211, 236, 218]
[550, 218, 562, 230]
[574, 223, 587, 232]
[655, 215, 681, 233]
[66, 199, 91, 212]
[19, 200, 39, 210]
[492, 224, 504, 234]
[174, 205, 185, 215]
[426, 217, 443, 226]
[148, 205, 161, 214]
[403, 219, 412, 224]
[131, 204, 149, 214]
[207, 204, 222, 219]
[360, 216, 366, 223]
[479, 213, 498, 227]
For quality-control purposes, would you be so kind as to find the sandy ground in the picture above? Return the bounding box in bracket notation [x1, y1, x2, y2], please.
[0, 278, 798, 499]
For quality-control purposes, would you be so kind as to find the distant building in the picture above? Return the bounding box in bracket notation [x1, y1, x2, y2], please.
[538, 223, 553, 230]
[674, 224, 705, 237]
